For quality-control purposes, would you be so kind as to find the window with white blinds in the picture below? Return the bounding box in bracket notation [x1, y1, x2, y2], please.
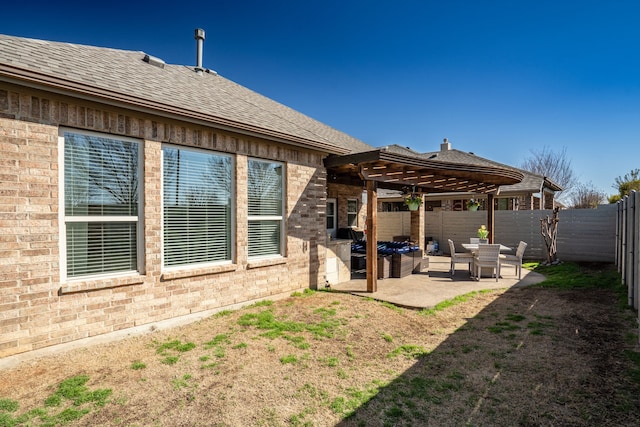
[247, 159, 284, 258]
[162, 146, 233, 267]
[62, 130, 141, 278]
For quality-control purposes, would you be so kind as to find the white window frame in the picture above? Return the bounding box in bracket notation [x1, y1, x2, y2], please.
[347, 198, 358, 227]
[161, 144, 235, 270]
[326, 198, 337, 238]
[59, 128, 143, 281]
[247, 158, 286, 259]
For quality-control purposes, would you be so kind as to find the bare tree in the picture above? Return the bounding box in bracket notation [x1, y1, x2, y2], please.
[540, 207, 560, 265]
[520, 146, 576, 202]
[65, 135, 138, 214]
[570, 182, 606, 208]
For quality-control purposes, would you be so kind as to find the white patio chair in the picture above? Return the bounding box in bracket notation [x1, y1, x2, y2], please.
[500, 241, 528, 279]
[473, 244, 501, 281]
[469, 237, 480, 244]
[448, 239, 474, 278]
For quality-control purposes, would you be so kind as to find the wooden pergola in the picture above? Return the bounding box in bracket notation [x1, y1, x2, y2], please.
[324, 148, 524, 292]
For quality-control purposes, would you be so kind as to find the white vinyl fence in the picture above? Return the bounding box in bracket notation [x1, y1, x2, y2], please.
[616, 191, 640, 310]
[378, 204, 617, 263]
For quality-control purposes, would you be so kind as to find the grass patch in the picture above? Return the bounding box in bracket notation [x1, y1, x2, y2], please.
[203, 334, 231, 349]
[505, 314, 526, 322]
[280, 354, 298, 364]
[324, 357, 339, 367]
[387, 344, 430, 359]
[380, 301, 403, 313]
[161, 356, 180, 365]
[249, 300, 273, 308]
[291, 289, 316, 297]
[237, 309, 342, 341]
[155, 339, 196, 354]
[0, 398, 19, 413]
[420, 290, 495, 316]
[214, 310, 234, 318]
[532, 262, 620, 290]
[330, 383, 381, 416]
[487, 321, 521, 334]
[130, 361, 146, 370]
[283, 335, 310, 349]
[171, 374, 194, 390]
[0, 376, 111, 427]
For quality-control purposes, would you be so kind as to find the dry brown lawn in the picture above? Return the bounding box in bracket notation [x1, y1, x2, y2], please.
[1, 266, 640, 426]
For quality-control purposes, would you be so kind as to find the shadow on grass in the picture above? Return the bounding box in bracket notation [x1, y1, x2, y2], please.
[335, 262, 640, 426]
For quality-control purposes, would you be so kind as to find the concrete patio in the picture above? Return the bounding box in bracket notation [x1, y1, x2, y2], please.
[329, 255, 546, 309]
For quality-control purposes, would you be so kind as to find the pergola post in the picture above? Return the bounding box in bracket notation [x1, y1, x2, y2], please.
[410, 194, 425, 251]
[487, 193, 495, 243]
[366, 180, 378, 292]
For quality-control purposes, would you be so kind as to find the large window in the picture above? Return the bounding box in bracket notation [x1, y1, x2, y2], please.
[62, 130, 141, 279]
[162, 146, 233, 268]
[247, 159, 285, 258]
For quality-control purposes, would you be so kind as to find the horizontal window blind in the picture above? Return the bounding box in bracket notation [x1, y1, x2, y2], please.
[163, 147, 232, 267]
[248, 160, 284, 258]
[63, 131, 140, 279]
[248, 221, 281, 257]
[66, 222, 137, 276]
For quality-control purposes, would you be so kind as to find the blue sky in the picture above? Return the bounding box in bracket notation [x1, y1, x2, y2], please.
[4, 1, 639, 198]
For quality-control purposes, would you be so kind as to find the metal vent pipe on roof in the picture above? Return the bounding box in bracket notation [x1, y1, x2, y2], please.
[195, 28, 205, 75]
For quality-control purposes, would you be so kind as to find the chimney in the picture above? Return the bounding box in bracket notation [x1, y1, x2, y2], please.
[194, 28, 205, 75]
[441, 138, 451, 151]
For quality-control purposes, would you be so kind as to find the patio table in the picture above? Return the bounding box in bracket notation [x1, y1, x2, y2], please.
[462, 243, 512, 278]
[462, 243, 512, 253]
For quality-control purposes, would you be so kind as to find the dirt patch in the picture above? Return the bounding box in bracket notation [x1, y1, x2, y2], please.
[1, 285, 639, 426]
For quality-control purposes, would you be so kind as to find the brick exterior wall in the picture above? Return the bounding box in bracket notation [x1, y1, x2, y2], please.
[0, 85, 327, 358]
[326, 183, 366, 231]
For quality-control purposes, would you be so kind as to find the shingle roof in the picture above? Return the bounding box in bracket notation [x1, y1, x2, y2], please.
[0, 34, 373, 155]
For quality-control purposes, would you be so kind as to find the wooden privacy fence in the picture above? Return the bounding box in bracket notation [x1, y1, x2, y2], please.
[616, 191, 640, 310]
[377, 204, 617, 263]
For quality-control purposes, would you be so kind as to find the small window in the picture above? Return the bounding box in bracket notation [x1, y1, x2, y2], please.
[247, 159, 285, 258]
[496, 198, 509, 210]
[162, 146, 233, 268]
[347, 199, 358, 227]
[61, 130, 141, 279]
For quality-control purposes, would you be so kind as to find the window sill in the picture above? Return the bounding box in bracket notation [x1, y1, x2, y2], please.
[161, 263, 238, 281]
[59, 274, 145, 295]
[247, 257, 288, 269]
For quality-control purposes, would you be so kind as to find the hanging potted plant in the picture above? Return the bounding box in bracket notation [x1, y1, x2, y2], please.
[404, 193, 423, 211]
[467, 198, 480, 211]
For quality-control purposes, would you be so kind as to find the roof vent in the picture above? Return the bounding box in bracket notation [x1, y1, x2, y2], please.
[195, 28, 205, 75]
[441, 138, 451, 151]
[143, 54, 165, 69]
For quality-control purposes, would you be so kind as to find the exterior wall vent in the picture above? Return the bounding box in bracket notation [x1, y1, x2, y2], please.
[143, 54, 166, 69]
